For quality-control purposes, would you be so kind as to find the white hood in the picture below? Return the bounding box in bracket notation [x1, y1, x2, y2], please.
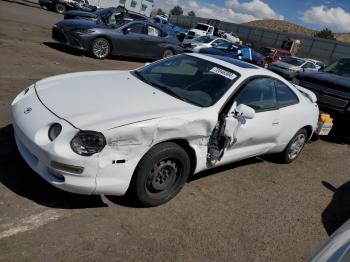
[35, 71, 199, 131]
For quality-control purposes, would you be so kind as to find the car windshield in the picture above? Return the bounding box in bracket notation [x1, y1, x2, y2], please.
[282, 57, 305, 66]
[195, 36, 214, 43]
[323, 59, 350, 77]
[134, 55, 239, 107]
[195, 24, 209, 31]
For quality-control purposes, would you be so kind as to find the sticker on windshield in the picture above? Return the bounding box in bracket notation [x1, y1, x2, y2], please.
[210, 67, 237, 80]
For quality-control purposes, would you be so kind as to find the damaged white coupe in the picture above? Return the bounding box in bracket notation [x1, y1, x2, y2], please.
[11, 54, 319, 206]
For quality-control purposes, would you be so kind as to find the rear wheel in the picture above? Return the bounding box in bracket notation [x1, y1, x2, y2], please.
[131, 142, 190, 207]
[90, 38, 111, 59]
[55, 3, 66, 14]
[279, 128, 307, 163]
[162, 49, 174, 59]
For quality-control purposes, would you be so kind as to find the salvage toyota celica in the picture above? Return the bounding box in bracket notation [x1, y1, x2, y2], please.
[11, 54, 319, 206]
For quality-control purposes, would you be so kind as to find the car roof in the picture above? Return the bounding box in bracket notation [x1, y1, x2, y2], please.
[185, 53, 291, 82]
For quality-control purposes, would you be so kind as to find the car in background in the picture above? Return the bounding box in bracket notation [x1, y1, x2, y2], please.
[261, 47, 291, 65]
[153, 16, 188, 42]
[186, 23, 215, 39]
[64, 6, 149, 22]
[198, 41, 266, 67]
[304, 58, 325, 70]
[52, 19, 183, 60]
[183, 36, 230, 53]
[39, 0, 96, 14]
[11, 53, 319, 207]
[293, 58, 350, 132]
[310, 218, 350, 261]
[269, 57, 318, 79]
[220, 32, 240, 44]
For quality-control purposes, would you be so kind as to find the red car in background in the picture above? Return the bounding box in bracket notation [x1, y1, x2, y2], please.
[261, 47, 291, 65]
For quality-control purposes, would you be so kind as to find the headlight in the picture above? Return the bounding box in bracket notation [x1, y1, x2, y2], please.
[70, 131, 106, 156]
[48, 123, 62, 141]
[71, 28, 95, 34]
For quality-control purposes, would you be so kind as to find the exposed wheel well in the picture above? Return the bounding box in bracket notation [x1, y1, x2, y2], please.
[303, 125, 314, 141]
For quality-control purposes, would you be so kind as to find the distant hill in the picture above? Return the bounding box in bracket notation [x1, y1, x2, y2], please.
[242, 20, 350, 43]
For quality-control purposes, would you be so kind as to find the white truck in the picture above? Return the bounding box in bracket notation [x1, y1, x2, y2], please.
[186, 23, 215, 39]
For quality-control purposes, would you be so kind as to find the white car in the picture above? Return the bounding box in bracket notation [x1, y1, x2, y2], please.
[183, 36, 230, 53]
[269, 56, 319, 79]
[222, 32, 240, 44]
[304, 58, 325, 70]
[11, 54, 319, 206]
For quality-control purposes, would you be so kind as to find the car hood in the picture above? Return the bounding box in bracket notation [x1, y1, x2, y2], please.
[297, 71, 350, 93]
[272, 61, 297, 69]
[64, 10, 98, 19]
[56, 19, 101, 29]
[35, 71, 199, 131]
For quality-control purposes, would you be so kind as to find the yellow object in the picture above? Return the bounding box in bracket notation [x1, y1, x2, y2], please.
[319, 113, 333, 124]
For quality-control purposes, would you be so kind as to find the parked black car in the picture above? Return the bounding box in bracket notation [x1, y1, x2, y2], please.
[52, 19, 183, 59]
[64, 6, 149, 22]
[39, 0, 96, 14]
[293, 58, 350, 130]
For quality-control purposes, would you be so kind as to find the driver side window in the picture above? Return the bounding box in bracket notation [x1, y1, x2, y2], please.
[235, 78, 277, 112]
[127, 23, 146, 34]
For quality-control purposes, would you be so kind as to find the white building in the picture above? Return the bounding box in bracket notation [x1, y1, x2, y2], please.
[90, 0, 155, 17]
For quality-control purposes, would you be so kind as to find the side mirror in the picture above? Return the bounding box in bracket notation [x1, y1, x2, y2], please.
[235, 104, 255, 119]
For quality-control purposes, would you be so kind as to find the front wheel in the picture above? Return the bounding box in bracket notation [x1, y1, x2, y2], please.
[279, 128, 307, 163]
[131, 142, 190, 207]
[55, 3, 66, 14]
[162, 49, 174, 59]
[90, 38, 111, 59]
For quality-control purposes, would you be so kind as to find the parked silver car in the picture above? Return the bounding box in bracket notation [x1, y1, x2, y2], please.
[269, 57, 318, 79]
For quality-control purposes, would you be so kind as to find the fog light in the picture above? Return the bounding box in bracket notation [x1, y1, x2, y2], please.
[50, 161, 84, 174]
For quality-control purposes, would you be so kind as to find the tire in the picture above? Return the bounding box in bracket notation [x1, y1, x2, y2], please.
[162, 49, 174, 59]
[279, 128, 308, 163]
[55, 3, 66, 14]
[90, 38, 111, 59]
[131, 142, 191, 207]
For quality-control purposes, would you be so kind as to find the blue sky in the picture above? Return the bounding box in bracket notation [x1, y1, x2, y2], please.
[156, 0, 350, 32]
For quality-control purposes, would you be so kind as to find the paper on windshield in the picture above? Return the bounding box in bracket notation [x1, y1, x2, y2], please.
[210, 67, 237, 80]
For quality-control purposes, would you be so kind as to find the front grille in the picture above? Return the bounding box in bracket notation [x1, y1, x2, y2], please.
[52, 26, 67, 43]
[300, 80, 349, 108]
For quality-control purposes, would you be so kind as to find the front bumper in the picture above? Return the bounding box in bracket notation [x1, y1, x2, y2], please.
[11, 85, 135, 196]
[52, 25, 91, 51]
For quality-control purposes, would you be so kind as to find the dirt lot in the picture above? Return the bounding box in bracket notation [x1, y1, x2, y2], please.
[1, 1, 350, 261]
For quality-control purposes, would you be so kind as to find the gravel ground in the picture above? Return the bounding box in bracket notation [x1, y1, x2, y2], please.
[1, 1, 350, 261]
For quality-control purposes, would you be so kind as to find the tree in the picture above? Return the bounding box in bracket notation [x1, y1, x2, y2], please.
[169, 5, 183, 16]
[156, 8, 166, 16]
[315, 28, 336, 40]
[188, 10, 196, 17]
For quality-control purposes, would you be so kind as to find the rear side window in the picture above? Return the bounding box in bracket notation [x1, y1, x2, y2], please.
[235, 78, 277, 112]
[274, 80, 299, 108]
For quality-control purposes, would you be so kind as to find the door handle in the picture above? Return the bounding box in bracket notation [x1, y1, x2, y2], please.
[272, 122, 279, 126]
[139, 37, 145, 41]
